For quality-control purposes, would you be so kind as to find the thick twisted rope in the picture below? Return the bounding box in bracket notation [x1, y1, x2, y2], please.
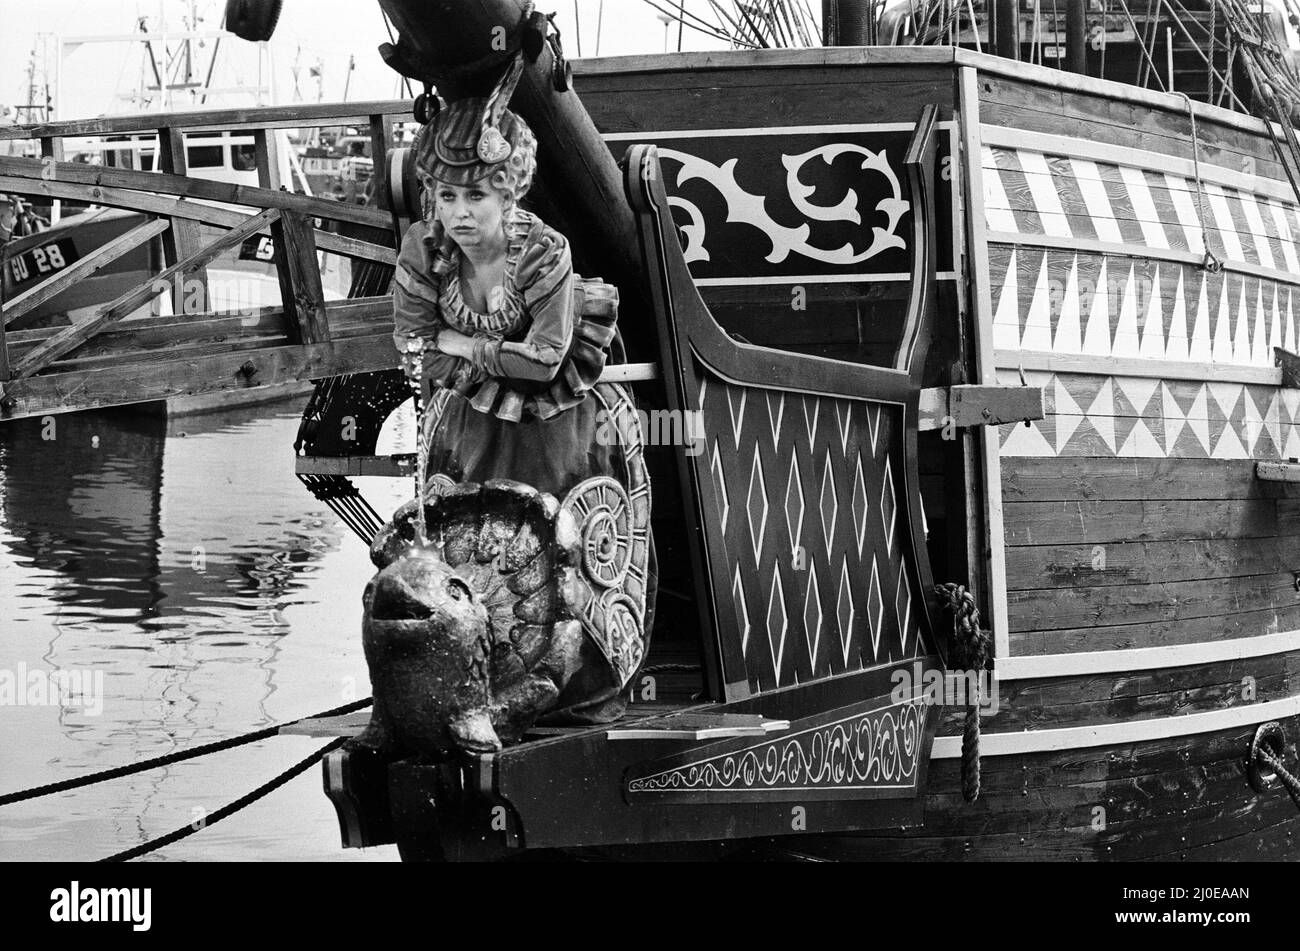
[933, 582, 992, 803]
[0, 697, 370, 807]
[1255, 745, 1300, 811]
[99, 738, 347, 862]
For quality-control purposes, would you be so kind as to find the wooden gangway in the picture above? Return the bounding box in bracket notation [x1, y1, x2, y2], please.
[0, 100, 414, 421]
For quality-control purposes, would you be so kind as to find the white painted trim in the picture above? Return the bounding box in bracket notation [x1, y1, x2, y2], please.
[693, 271, 958, 286]
[599, 363, 659, 383]
[932, 691, 1300, 758]
[960, 67, 1012, 662]
[994, 349, 1284, 385]
[997, 629, 1300, 680]
[603, 120, 956, 140]
[986, 230, 1300, 289]
[981, 124, 1298, 206]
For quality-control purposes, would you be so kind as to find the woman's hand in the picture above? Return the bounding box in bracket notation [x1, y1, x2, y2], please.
[434, 328, 476, 360]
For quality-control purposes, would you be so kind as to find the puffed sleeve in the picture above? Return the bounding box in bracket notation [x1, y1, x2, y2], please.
[470, 226, 574, 382]
[392, 220, 465, 388]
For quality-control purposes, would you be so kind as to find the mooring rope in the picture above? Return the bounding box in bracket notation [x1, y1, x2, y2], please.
[0, 697, 370, 807]
[1255, 744, 1300, 811]
[99, 738, 347, 862]
[933, 582, 992, 803]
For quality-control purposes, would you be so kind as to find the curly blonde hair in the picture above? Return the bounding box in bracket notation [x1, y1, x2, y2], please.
[486, 117, 537, 206]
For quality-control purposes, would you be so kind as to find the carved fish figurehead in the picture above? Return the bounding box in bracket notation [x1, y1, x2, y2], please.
[362, 548, 499, 755]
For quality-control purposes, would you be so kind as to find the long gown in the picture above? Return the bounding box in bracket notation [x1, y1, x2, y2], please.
[392, 208, 651, 723]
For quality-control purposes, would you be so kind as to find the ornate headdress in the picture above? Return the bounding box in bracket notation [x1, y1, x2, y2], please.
[414, 57, 535, 194]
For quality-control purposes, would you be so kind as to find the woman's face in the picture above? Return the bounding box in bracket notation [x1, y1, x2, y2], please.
[426, 176, 508, 251]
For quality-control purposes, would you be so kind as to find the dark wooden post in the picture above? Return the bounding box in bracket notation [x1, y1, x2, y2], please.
[993, 0, 1021, 60]
[272, 209, 330, 346]
[156, 126, 209, 315]
[1065, 0, 1088, 74]
[37, 136, 63, 223]
[253, 128, 282, 190]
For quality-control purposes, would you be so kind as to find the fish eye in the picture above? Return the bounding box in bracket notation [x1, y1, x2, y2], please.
[446, 578, 472, 601]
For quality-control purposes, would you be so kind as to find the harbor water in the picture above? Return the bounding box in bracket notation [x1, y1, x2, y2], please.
[0, 398, 416, 861]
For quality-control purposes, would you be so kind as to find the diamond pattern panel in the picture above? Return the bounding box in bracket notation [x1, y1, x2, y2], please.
[697, 365, 921, 691]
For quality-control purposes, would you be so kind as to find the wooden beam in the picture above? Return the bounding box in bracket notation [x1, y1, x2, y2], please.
[155, 126, 209, 310]
[1257, 461, 1300, 483]
[0, 156, 391, 230]
[253, 128, 281, 191]
[8, 208, 282, 383]
[272, 209, 330, 345]
[1005, 349, 1284, 387]
[0, 334, 395, 420]
[4, 296, 390, 364]
[918, 384, 1045, 430]
[0, 176, 397, 266]
[3, 218, 171, 326]
[0, 99, 409, 141]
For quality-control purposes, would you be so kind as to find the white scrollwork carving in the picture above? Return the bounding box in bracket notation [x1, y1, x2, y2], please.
[659, 144, 909, 267]
[627, 701, 923, 794]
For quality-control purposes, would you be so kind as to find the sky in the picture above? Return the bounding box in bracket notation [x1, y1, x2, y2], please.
[0, 0, 737, 121]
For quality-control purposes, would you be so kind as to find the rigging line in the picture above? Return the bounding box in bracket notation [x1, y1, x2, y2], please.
[1114, 0, 1168, 91]
[693, 0, 765, 47]
[1174, 91, 1223, 272]
[731, 0, 773, 47]
[596, 0, 604, 55]
[574, 0, 583, 56]
[1158, 0, 1238, 104]
[380, 8, 413, 100]
[642, 0, 751, 46]
[1136, 0, 1158, 88]
[657, 0, 747, 36]
[966, 0, 983, 51]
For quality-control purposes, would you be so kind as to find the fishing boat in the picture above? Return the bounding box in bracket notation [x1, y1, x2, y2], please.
[2, 0, 1300, 861]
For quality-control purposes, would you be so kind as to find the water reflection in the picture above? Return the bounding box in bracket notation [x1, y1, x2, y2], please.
[0, 401, 407, 861]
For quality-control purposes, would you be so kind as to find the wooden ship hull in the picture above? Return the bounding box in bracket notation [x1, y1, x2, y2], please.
[558, 47, 1300, 860]
[3, 0, 1299, 861]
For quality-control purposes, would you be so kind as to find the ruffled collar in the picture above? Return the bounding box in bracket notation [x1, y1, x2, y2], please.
[418, 210, 613, 423]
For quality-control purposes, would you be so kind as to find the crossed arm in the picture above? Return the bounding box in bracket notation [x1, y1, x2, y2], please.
[393, 224, 575, 388]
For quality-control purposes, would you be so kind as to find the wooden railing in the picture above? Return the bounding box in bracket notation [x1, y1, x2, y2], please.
[0, 100, 415, 419]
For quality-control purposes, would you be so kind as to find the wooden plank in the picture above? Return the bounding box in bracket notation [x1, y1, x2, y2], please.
[981, 124, 1299, 205]
[996, 348, 1284, 386]
[0, 99, 410, 140]
[272, 210, 330, 345]
[8, 207, 282, 382]
[2, 217, 171, 326]
[1007, 536, 1300, 589]
[977, 73, 1284, 179]
[957, 653, 1300, 733]
[1007, 603, 1300, 654]
[0, 176, 396, 265]
[1002, 498, 1288, 545]
[1008, 570, 1300, 631]
[0, 156, 391, 229]
[1002, 457, 1300, 502]
[0, 334, 395, 420]
[986, 228, 1300, 289]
